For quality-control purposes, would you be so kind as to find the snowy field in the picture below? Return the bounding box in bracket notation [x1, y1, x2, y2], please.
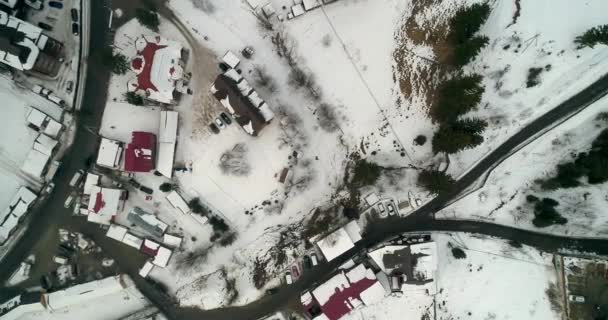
[343, 233, 560, 320]
[438, 95, 608, 237]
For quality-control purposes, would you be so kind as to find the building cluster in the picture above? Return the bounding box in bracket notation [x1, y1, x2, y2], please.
[211, 53, 274, 136]
[303, 221, 437, 320]
[96, 111, 178, 178]
[246, 0, 342, 21]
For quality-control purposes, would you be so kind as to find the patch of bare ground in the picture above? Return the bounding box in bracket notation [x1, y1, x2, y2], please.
[393, 0, 459, 112]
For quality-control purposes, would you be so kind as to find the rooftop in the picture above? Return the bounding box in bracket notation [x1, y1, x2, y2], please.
[87, 187, 125, 225]
[124, 131, 156, 172]
[97, 138, 123, 169]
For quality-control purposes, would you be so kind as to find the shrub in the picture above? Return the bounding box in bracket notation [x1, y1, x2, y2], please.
[159, 183, 175, 192]
[417, 169, 456, 195]
[188, 198, 208, 215]
[532, 197, 567, 228]
[574, 24, 608, 49]
[526, 194, 539, 203]
[414, 135, 427, 146]
[452, 247, 467, 259]
[352, 159, 382, 187]
[526, 67, 543, 88]
[100, 50, 129, 75]
[135, 8, 160, 31]
[453, 35, 489, 66]
[218, 232, 237, 246]
[431, 74, 485, 122]
[449, 3, 491, 44]
[209, 216, 230, 233]
[432, 118, 488, 154]
[124, 91, 144, 106]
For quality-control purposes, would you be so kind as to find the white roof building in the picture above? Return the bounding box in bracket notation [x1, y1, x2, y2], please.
[96, 138, 123, 169]
[121, 233, 143, 250]
[303, 0, 321, 11]
[26, 108, 63, 138]
[158, 111, 178, 178]
[82, 173, 100, 195]
[139, 261, 154, 278]
[315, 222, 362, 262]
[33, 134, 57, 156]
[21, 149, 50, 179]
[0, 11, 46, 71]
[87, 187, 125, 225]
[105, 224, 128, 242]
[222, 51, 240, 69]
[166, 191, 190, 214]
[141, 239, 173, 268]
[163, 234, 182, 248]
[43, 275, 127, 310]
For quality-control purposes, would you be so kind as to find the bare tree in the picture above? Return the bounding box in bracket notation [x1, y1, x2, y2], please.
[219, 144, 251, 176]
[316, 103, 340, 132]
[252, 66, 277, 93]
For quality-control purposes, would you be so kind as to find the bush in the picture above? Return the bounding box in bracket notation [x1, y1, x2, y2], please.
[449, 3, 491, 44]
[417, 169, 456, 195]
[574, 24, 608, 49]
[124, 91, 144, 106]
[188, 198, 208, 215]
[432, 118, 488, 154]
[209, 216, 230, 233]
[526, 67, 543, 88]
[100, 50, 129, 75]
[452, 247, 467, 259]
[431, 74, 485, 122]
[218, 232, 237, 246]
[159, 183, 175, 192]
[135, 8, 160, 31]
[352, 159, 382, 187]
[526, 194, 539, 203]
[414, 135, 427, 146]
[453, 35, 489, 66]
[532, 197, 567, 228]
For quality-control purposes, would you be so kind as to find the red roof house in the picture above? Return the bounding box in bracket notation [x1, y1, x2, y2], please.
[124, 131, 156, 173]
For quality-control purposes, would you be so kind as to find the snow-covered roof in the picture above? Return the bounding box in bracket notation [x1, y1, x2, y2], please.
[410, 242, 437, 280]
[316, 228, 355, 262]
[222, 51, 240, 69]
[33, 134, 57, 156]
[83, 173, 100, 195]
[21, 149, 50, 179]
[166, 191, 190, 214]
[0, 11, 42, 71]
[292, 4, 305, 17]
[106, 224, 128, 242]
[127, 207, 168, 238]
[43, 119, 62, 138]
[303, 0, 321, 11]
[224, 68, 242, 82]
[158, 111, 178, 178]
[163, 234, 182, 247]
[96, 138, 123, 168]
[44, 275, 126, 310]
[0, 0, 18, 8]
[121, 233, 143, 249]
[367, 242, 437, 283]
[364, 193, 379, 206]
[124, 131, 156, 172]
[139, 261, 154, 278]
[87, 187, 124, 225]
[153, 246, 172, 267]
[343, 221, 362, 243]
[26, 108, 46, 128]
[129, 35, 184, 104]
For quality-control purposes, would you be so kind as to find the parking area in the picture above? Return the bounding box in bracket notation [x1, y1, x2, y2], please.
[564, 257, 608, 320]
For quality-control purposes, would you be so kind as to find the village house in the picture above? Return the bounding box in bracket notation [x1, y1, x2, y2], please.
[126, 207, 168, 238]
[96, 137, 123, 169]
[157, 111, 178, 178]
[124, 131, 156, 173]
[86, 187, 127, 225]
[0, 187, 37, 243]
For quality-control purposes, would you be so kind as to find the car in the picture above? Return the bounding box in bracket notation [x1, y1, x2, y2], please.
[48, 1, 63, 9]
[71, 8, 78, 22]
[569, 295, 585, 303]
[291, 265, 300, 279]
[302, 255, 313, 269]
[209, 123, 220, 134]
[214, 117, 225, 129]
[387, 202, 396, 216]
[265, 288, 279, 295]
[40, 275, 52, 290]
[44, 182, 55, 194]
[69, 169, 84, 187]
[64, 194, 75, 208]
[38, 22, 53, 31]
[285, 272, 293, 284]
[66, 80, 74, 93]
[310, 253, 319, 266]
[220, 112, 232, 125]
[72, 23, 79, 36]
[378, 202, 388, 218]
[139, 185, 153, 195]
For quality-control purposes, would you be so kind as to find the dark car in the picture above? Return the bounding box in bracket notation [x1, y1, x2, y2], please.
[71, 8, 78, 22]
[139, 185, 153, 195]
[71, 23, 79, 36]
[209, 122, 220, 134]
[302, 255, 313, 269]
[48, 1, 63, 9]
[220, 112, 232, 125]
[265, 288, 279, 295]
[40, 275, 52, 290]
[38, 22, 53, 31]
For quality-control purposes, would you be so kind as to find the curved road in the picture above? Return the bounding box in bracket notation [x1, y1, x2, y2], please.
[2, 2, 608, 320]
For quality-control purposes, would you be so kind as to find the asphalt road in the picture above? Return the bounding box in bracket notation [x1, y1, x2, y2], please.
[2, 3, 608, 320]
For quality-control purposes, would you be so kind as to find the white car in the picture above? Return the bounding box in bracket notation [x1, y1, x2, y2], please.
[387, 202, 396, 216]
[285, 272, 293, 284]
[69, 169, 84, 187]
[310, 253, 318, 266]
[64, 194, 75, 208]
[377, 203, 387, 218]
[215, 118, 225, 129]
[568, 295, 585, 303]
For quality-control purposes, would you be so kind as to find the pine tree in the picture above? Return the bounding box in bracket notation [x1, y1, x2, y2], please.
[453, 35, 489, 66]
[432, 74, 485, 122]
[574, 24, 608, 49]
[417, 170, 456, 195]
[432, 118, 487, 154]
[135, 8, 160, 32]
[450, 3, 491, 44]
[452, 117, 488, 134]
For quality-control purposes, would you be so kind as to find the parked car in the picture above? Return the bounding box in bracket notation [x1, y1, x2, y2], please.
[48, 1, 63, 9]
[310, 253, 319, 266]
[64, 194, 75, 208]
[265, 288, 279, 295]
[139, 185, 153, 195]
[284, 272, 293, 284]
[32, 84, 51, 96]
[220, 112, 232, 125]
[71, 22, 79, 36]
[44, 182, 55, 194]
[40, 275, 52, 290]
[209, 123, 220, 134]
[214, 117, 225, 129]
[53, 255, 68, 265]
[569, 295, 585, 303]
[38, 22, 53, 31]
[66, 80, 74, 93]
[71, 8, 78, 22]
[377, 202, 387, 218]
[291, 265, 300, 279]
[387, 202, 396, 216]
[302, 255, 313, 269]
[69, 169, 84, 187]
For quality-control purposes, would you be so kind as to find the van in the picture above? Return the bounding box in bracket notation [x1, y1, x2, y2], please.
[47, 94, 66, 107]
[285, 272, 293, 284]
[53, 256, 68, 265]
[32, 84, 51, 96]
[69, 170, 84, 187]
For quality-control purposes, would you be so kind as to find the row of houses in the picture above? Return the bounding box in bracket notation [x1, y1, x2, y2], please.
[247, 0, 341, 21]
[0, 186, 37, 243]
[96, 111, 178, 178]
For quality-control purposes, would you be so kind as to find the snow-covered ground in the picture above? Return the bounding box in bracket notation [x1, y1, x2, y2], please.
[343, 232, 560, 320]
[438, 95, 608, 237]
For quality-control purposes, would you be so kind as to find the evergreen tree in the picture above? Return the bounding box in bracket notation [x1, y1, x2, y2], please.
[532, 198, 567, 228]
[574, 24, 608, 49]
[417, 169, 456, 195]
[452, 117, 488, 135]
[159, 182, 174, 192]
[453, 35, 489, 66]
[136, 8, 160, 32]
[450, 3, 491, 44]
[100, 50, 129, 75]
[124, 91, 144, 106]
[432, 74, 485, 122]
[432, 118, 487, 154]
[352, 159, 382, 187]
